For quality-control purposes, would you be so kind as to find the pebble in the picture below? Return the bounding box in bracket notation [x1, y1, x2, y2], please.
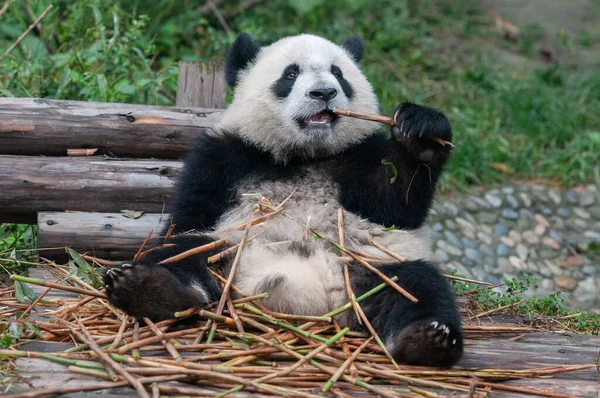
[465, 248, 480, 262]
[508, 230, 522, 243]
[462, 229, 475, 240]
[542, 237, 561, 251]
[550, 216, 565, 230]
[438, 241, 462, 256]
[502, 187, 514, 194]
[484, 193, 503, 208]
[534, 224, 546, 236]
[573, 277, 599, 306]
[445, 219, 457, 231]
[478, 212, 498, 224]
[544, 260, 563, 275]
[469, 195, 491, 209]
[493, 224, 509, 236]
[557, 208, 571, 218]
[559, 256, 587, 268]
[509, 256, 526, 270]
[434, 249, 450, 263]
[506, 195, 519, 209]
[501, 209, 519, 220]
[565, 190, 579, 205]
[523, 230, 540, 245]
[516, 244, 529, 260]
[553, 275, 577, 291]
[519, 193, 532, 207]
[584, 231, 600, 241]
[476, 232, 493, 245]
[478, 243, 494, 257]
[582, 265, 597, 276]
[466, 200, 479, 212]
[444, 230, 463, 248]
[573, 207, 591, 220]
[456, 217, 474, 231]
[500, 236, 516, 247]
[580, 192, 596, 207]
[548, 190, 562, 205]
[534, 214, 550, 227]
[540, 205, 553, 216]
[496, 244, 509, 256]
[497, 258, 514, 273]
[432, 222, 443, 233]
[462, 237, 477, 249]
[572, 218, 588, 230]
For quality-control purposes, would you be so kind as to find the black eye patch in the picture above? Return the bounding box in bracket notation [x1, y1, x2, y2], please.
[272, 64, 299, 98]
[331, 65, 353, 99]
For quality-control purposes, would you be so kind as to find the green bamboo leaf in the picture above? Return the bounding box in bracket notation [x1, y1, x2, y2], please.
[13, 281, 26, 303]
[20, 281, 38, 302]
[68, 249, 92, 272]
[23, 322, 42, 338]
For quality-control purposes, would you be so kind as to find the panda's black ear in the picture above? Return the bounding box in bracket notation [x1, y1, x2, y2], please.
[225, 33, 260, 87]
[342, 36, 364, 63]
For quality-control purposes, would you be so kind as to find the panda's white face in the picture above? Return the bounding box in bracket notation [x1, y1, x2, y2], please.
[220, 34, 380, 162]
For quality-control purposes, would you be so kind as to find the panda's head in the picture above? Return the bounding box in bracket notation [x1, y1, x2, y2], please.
[220, 33, 380, 162]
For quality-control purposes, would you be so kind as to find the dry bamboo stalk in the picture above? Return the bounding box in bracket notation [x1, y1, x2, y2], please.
[10, 275, 106, 298]
[333, 107, 454, 147]
[108, 316, 129, 351]
[68, 320, 150, 398]
[343, 264, 362, 325]
[158, 238, 228, 265]
[207, 214, 254, 344]
[142, 317, 182, 361]
[337, 208, 345, 247]
[323, 337, 373, 392]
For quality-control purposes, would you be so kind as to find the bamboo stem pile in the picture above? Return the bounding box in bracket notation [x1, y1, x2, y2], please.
[0, 200, 596, 397]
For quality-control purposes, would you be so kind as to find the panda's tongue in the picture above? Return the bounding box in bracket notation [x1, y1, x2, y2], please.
[309, 111, 333, 124]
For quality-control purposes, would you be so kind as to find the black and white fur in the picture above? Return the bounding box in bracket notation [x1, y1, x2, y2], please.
[105, 33, 463, 368]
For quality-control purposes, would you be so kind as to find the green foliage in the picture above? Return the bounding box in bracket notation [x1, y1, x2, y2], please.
[0, 224, 36, 275]
[450, 271, 600, 335]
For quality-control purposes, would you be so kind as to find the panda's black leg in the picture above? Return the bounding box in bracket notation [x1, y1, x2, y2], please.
[348, 260, 463, 368]
[104, 234, 224, 321]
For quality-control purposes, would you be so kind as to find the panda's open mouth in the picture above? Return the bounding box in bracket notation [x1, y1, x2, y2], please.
[299, 110, 338, 128]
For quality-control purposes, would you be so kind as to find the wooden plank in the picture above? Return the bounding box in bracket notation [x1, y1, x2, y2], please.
[0, 155, 181, 224]
[38, 212, 169, 261]
[176, 61, 227, 108]
[0, 98, 224, 158]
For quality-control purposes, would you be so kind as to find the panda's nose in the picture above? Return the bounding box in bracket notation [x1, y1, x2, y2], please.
[309, 87, 338, 101]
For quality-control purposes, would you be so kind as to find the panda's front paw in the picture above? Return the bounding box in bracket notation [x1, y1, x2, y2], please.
[390, 318, 463, 368]
[391, 102, 452, 149]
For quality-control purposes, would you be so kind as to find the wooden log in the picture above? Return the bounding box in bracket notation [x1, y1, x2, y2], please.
[0, 155, 181, 224]
[0, 98, 224, 158]
[176, 61, 227, 108]
[37, 212, 169, 261]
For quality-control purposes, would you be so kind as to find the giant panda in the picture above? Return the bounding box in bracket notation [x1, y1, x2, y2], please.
[104, 33, 463, 368]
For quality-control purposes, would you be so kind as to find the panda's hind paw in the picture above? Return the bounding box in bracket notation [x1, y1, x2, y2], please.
[103, 262, 205, 322]
[390, 318, 463, 368]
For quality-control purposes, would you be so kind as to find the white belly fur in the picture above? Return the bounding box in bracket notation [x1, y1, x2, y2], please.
[212, 168, 432, 318]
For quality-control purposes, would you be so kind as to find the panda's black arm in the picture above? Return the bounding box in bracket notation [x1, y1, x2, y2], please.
[335, 103, 452, 229]
[166, 132, 268, 234]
